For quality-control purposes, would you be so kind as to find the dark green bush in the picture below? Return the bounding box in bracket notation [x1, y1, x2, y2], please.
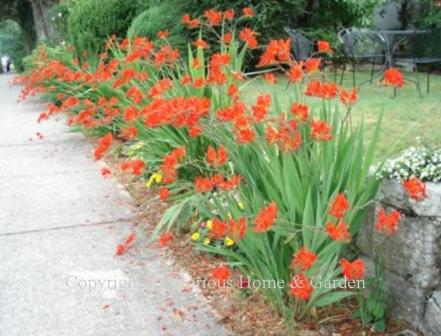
[67, 0, 147, 53]
[128, 1, 188, 52]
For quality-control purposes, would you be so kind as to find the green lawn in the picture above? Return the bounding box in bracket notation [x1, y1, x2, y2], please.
[242, 70, 441, 160]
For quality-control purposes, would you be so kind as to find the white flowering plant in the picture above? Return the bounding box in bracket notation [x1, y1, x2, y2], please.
[379, 145, 441, 182]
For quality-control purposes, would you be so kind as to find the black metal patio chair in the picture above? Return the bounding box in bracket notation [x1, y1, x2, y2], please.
[392, 27, 441, 94]
[284, 27, 314, 61]
[338, 28, 388, 87]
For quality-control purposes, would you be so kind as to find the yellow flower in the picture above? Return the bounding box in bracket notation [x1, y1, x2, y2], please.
[203, 238, 210, 246]
[146, 173, 163, 189]
[153, 173, 163, 183]
[224, 236, 235, 246]
[227, 212, 232, 219]
[238, 201, 245, 210]
[191, 232, 200, 241]
[206, 220, 213, 230]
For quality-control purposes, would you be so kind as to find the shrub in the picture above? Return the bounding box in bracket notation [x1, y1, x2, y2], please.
[67, 0, 144, 53]
[128, 1, 188, 53]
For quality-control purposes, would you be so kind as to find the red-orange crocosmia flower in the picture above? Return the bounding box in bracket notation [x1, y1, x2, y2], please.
[252, 95, 271, 122]
[182, 14, 200, 28]
[310, 119, 332, 141]
[210, 219, 228, 239]
[239, 28, 258, 49]
[317, 40, 331, 53]
[236, 127, 256, 144]
[159, 232, 174, 247]
[120, 126, 138, 140]
[325, 220, 351, 242]
[290, 273, 313, 301]
[329, 193, 350, 218]
[94, 133, 113, 160]
[254, 202, 278, 232]
[287, 64, 303, 82]
[375, 207, 401, 236]
[223, 9, 235, 20]
[243, 7, 254, 17]
[340, 258, 365, 280]
[120, 159, 146, 176]
[304, 58, 321, 73]
[258, 39, 291, 66]
[194, 39, 209, 49]
[264, 73, 277, 84]
[158, 186, 170, 201]
[290, 103, 309, 122]
[157, 30, 169, 39]
[204, 9, 223, 25]
[339, 88, 358, 107]
[402, 177, 427, 201]
[206, 145, 228, 166]
[195, 176, 214, 193]
[212, 265, 230, 282]
[223, 32, 233, 44]
[384, 68, 404, 88]
[124, 106, 138, 122]
[292, 247, 317, 271]
[228, 218, 247, 241]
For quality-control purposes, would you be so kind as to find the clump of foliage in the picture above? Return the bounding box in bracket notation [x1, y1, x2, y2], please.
[379, 145, 441, 182]
[128, 0, 189, 52]
[67, 0, 146, 53]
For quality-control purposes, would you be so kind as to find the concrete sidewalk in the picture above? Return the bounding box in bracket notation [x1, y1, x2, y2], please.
[0, 75, 231, 336]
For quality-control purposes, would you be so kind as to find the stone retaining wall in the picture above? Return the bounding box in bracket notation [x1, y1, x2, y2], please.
[358, 179, 441, 335]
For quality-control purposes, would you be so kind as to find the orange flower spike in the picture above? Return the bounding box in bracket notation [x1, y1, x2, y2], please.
[236, 128, 256, 144]
[402, 177, 428, 201]
[210, 219, 228, 239]
[123, 106, 138, 122]
[264, 73, 277, 84]
[384, 68, 404, 88]
[291, 247, 317, 271]
[340, 258, 365, 280]
[157, 30, 169, 39]
[287, 64, 303, 82]
[290, 273, 313, 301]
[239, 28, 258, 49]
[290, 103, 309, 122]
[242, 7, 254, 17]
[223, 32, 233, 44]
[194, 39, 209, 49]
[375, 207, 401, 236]
[182, 14, 200, 29]
[304, 58, 321, 73]
[93, 133, 113, 161]
[317, 40, 331, 53]
[329, 193, 350, 218]
[254, 202, 278, 232]
[204, 9, 223, 25]
[339, 88, 358, 107]
[325, 220, 351, 242]
[206, 145, 217, 165]
[195, 176, 214, 193]
[158, 186, 170, 201]
[223, 9, 235, 20]
[310, 119, 332, 141]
